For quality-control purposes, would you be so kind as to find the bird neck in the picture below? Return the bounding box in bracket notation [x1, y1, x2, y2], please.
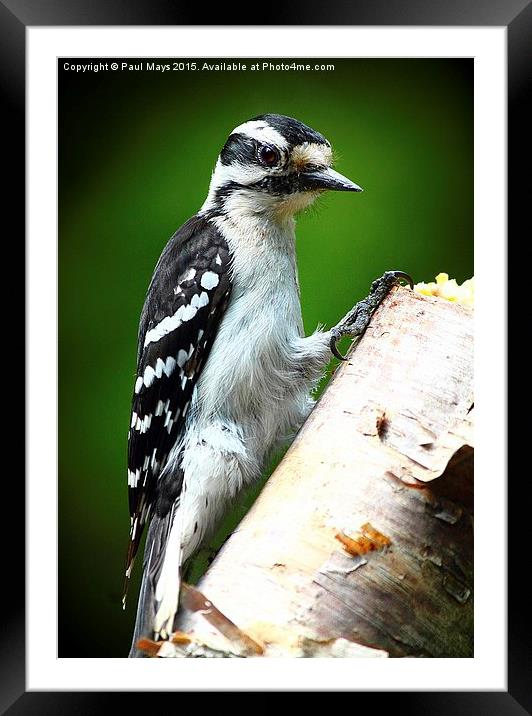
[211, 206, 296, 253]
[207, 204, 298, 295]
[201, 181, 302, 239]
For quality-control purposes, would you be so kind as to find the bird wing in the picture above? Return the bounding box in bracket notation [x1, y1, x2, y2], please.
[123, 214, 232, 602]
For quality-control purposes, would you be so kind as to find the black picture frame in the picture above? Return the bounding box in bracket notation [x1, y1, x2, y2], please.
[6, 0, 524, 710]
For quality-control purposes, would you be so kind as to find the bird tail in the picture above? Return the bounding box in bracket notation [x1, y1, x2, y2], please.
[128, 505, 184, 658]
[128, 509, 174, 657]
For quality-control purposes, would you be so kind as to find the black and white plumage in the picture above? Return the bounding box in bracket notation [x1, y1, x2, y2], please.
[125, 217, 232, 581]
[125, 114, 366, 656]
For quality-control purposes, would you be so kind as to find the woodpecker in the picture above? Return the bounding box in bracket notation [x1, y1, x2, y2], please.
[124, 113, 411, 657]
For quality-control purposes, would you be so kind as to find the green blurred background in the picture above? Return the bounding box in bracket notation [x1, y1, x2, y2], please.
[59, 58, 473, 657]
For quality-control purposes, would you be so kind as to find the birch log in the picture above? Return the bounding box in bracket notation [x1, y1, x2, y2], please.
[155, 287, 474, 658]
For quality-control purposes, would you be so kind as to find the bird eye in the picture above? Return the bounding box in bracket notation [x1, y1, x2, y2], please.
[259, 145, 280, 167]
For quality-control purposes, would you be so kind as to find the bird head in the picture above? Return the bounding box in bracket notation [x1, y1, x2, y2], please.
[201, 114, 362, 222]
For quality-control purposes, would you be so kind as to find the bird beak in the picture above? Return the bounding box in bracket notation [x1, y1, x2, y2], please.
[300, 167, 363, 193]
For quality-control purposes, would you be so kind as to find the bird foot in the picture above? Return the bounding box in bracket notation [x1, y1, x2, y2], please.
[330, 270, 413, 361]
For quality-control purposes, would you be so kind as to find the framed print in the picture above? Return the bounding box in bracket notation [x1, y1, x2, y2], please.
[5, 0, 526, 710]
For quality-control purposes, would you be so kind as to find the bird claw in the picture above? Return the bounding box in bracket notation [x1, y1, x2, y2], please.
[388, 270, 414, 290]
[330, 330, 349, 361]
[371, 269, 414, 293]
[330, 269, 413, 361]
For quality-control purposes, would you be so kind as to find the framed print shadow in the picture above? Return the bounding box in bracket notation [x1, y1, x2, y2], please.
[11, 0, 525, 711]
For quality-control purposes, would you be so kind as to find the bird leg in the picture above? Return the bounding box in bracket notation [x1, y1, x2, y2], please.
[330, 270, 413, 361]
